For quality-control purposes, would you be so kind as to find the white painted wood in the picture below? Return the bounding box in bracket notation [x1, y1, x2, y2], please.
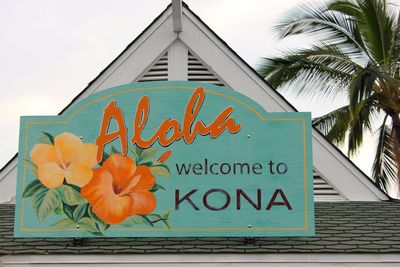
[168, 40, 187, 80]
[2, 254, 400, 266]
[172, 0, 182, 32]
[0, 160, 17, 203]
[179, 7, 388, 201]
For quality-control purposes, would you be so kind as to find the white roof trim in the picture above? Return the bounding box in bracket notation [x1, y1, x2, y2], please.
[2, 253, 400, 265]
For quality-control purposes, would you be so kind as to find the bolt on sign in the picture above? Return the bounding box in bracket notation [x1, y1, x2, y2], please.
[14, 81, 315, 237]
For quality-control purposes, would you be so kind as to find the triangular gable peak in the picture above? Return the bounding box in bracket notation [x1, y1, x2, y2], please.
[0, 2, 388, 203]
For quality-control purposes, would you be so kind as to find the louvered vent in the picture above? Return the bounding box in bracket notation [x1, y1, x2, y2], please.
[137, 52, 168, 82]
[314, 171, 346, 201]
[188, 51, 225, 86]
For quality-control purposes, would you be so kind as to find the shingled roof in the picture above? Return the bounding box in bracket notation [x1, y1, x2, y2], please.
[2, 202, 400, 255]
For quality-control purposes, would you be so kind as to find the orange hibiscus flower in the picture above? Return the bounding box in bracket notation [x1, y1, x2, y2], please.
[81, 154, 156, 224]
[30, 132, 97, 189]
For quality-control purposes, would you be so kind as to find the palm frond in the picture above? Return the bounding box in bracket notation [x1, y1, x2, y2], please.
[274, 1, 368, 58]
[392, 9, 400, 73]
[258, 44, 362, 99]
[328, 0, 361, 17]
[328, 0, 369, 52]
[313, 105, 351, 145]
[356, 0, 397, 67]
[372, 115, 397, 192]
[347, 95, 378, 155]
[349, 63, 377, 113]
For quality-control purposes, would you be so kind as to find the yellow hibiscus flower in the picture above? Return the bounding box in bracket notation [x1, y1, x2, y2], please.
[30, 132, 97, 189]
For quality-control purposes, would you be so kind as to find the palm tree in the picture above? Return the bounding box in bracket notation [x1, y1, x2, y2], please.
[258, 0, 400, 193]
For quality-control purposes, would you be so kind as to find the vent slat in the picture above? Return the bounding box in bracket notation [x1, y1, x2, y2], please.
[314, 195, 345, 201]
[188, 70, 217, 75]
[188, 75, 220, 80]
[155, 60, 168, 65]
[188, 79, 221, 83]
[148, 65, 168, 71]
[313, 171, 345, 201]
[142, 70, 168, 76]
[137, 52, 168, 82]
[188, 66, 209, 71]
[139, 76, 167, 81]
[187, 51, 225, 86]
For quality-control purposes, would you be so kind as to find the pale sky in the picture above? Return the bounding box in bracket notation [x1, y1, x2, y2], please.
[0, 0, 399, 196]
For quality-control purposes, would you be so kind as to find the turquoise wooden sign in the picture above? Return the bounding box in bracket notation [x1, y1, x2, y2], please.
[14, 81, 314, 237]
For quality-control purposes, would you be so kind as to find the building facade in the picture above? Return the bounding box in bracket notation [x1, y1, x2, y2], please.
[1, 2, 399, 266]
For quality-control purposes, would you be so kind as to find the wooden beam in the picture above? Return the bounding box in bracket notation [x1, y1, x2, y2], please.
[172, 0, 182, 32]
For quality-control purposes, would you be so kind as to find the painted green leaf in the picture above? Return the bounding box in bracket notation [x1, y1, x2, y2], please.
[140, 148, 158, 162]
[30, 186, 49, 210]
[162, 208, 172, 219]
[141, 161, 153, 167]
[23, 179, 45, 198]
[77, 217, 99, 232]
[54, 205, 62, 215]
[135, 146, 143, 158]
[52, 218, 77, 227]
[88, 206, 108, 232]
[147, 209, 172, 228]
[149, 163, 170, 177]
[147, 213, 162, 222]
[149, 183, 165, 193]
[24, 160, 38, 177]
[36, 132, 54, 144]
[73, 203, 88, 221]
[57, 185, 84, 206]
[121, 215, 154, 227]
[128, 148, 139, 164]
[162, 219, 171, 229]
[37, 189, 61, 223]
[62, 203, 75, 220]
[162, 208, 172, 228]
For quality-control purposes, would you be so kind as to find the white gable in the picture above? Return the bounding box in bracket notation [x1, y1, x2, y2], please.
[0, 3, 388, 203]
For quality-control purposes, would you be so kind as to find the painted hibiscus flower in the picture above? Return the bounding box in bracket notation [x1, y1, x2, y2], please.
[81, 153, 156, 224]
[30, 132, 97, 189]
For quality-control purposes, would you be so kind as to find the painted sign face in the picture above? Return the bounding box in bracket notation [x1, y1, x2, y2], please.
[14, 81, 314, 237]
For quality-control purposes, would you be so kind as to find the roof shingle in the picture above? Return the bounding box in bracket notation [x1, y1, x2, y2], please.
[1, 202, 400, 255]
